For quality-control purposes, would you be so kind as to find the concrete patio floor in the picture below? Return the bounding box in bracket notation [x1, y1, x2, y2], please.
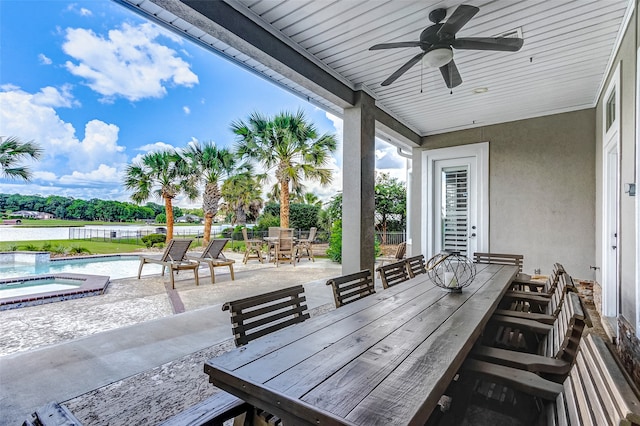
[0, 252, 346, 425]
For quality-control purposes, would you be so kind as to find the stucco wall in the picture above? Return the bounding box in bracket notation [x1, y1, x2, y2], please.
[420, 109, 596, 278]
[595, 8, 637, 326]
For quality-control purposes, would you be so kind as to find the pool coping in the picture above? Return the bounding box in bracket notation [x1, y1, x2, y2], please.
[0, 273, 111, 310]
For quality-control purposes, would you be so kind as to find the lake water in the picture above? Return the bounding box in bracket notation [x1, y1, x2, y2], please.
[0, 224, 233, 242]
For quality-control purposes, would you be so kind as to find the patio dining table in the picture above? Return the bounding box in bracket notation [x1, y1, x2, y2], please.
[204, 263, 518, 425]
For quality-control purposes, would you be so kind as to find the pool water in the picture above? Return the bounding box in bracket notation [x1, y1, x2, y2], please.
[0, 255, 163, 280]
[0, 278, 81, 299]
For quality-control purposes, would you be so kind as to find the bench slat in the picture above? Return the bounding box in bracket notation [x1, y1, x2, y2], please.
[159, 391, 249, 426]
[326, 270, 375, 308]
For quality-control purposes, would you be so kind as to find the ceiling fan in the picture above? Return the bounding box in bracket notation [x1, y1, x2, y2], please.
[369, 4, 524, 88]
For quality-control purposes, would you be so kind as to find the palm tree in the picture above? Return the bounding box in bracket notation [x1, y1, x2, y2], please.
[184, 142, 235, 244]
[123, 149, 199, 242]
[0, 136, 43, 181]
[231, 109, 337, 228]
[221, 172, 264, 225]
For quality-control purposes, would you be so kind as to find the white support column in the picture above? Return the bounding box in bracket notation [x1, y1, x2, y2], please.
[408, 147, 423, 258]
[342, 91, 376, 275]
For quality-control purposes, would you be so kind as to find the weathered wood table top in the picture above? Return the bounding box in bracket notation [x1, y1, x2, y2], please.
[204, 263, 518, 425]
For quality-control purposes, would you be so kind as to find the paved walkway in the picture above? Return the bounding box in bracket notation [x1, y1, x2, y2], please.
[0, 253, 344, 425]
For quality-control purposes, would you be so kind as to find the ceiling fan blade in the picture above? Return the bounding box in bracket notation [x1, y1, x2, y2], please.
[381, 52, 426, 86]
[452, 37, 524, 51]
[440, 60, 462, 88]
[437, 5, 479, 37]
[369, 41, 422, 50]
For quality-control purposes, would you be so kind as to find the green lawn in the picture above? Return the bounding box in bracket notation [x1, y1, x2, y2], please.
[0, 239, 147, 254]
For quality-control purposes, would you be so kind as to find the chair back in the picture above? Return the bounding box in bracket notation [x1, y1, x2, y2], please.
[473, 252, 523, 273]
[242, 227, 250, 243]
[395, 241, 407, 260]
[326, 269, 375, 308]
[544, 292, 586, 363]
[307, 227, 317, 242]
[268, 227, 281, 238]
[202, 238, 230, 260]
[278, 228, 294, 250]
[222, 285, 310, 346]
[161, 239, 193, 262]
[405, 254, 426, 278]
[377, 259, 410, 289]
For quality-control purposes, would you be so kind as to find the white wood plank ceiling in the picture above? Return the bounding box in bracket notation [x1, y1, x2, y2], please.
[120, 0, 631, 137]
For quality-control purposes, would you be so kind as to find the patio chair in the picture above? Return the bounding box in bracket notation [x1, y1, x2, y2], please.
[242, 227, 264, 264]
[137, 238, 199, 289]
[376, 241, 406, 267]
[222, 285, 310, 347]
[326, 269, 375, 308]
[473, 292, 587, 379]
[296, 227, 317, 262]
[274, 228, 296, 267]
[186, 238, 235, 284]
[405, 254, 426, 278]
[376, 259, 410, 289]
[473, 252, 524, 273]
[266, 227, 280, 262]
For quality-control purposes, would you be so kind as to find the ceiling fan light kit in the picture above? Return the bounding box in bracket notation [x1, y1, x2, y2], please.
[369, 4, 524, 89]
[423, 47, 453, 68]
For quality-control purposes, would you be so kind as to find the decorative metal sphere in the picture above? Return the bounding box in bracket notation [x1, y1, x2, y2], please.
[426, 251, 477, 292]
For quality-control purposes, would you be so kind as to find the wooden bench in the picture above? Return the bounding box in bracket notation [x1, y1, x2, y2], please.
[464, 334, 640, 425]
[474, 292, 586, 377]
[405, 254, 427, 278]
[474, 252, 524, 273]
[158, 391, 250, 426]
[376, 259, 410, 289]
[326, 269, 375, 308]
[222, 285, 310, 347]
[22, 401, 82, 426]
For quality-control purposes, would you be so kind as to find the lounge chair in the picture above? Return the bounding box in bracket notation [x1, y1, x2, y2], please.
[137, 238, 199, 289]
[186, 238, 235, 284]
[296, 227, 317, 262]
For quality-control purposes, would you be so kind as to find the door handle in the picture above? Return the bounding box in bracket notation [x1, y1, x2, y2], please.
[612, 245, 617, 250]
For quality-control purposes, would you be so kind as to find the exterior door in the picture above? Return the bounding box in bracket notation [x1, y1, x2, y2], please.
[423, 143, 488, 259]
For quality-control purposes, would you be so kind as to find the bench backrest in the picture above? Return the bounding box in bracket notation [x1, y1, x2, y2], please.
[222, 285, 310, 347]
[377, 259, 410, 289]
[405, 254, 426, 278]
[326, 269, 375, 308]
[474, 252, 524, 273]
[550, 333, 640, 426]
[547, 272, 576, 317]
[541, 292, 585, 364]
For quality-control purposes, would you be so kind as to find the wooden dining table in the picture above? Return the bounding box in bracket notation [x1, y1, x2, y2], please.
[204, 263, 518, 425]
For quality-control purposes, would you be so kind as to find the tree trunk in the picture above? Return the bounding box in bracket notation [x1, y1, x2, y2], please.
[280, 178, 290, 228]
[203, 213, 213, 244]
[202, 182, 220, 244]
[164, 196, 174, 243]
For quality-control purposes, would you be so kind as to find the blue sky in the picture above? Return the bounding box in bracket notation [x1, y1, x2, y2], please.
[0, 0, 406, 208]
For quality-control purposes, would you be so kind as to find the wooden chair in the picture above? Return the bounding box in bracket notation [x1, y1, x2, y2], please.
[473, 252, 524, 273]
[274, 228, 296, 267]
[494, 272, 577, 324]
[509, 262, 565, 293]
[326, 269, 375, 308]
[376, 259, 410, 289]
[296, 227, 317, 262]
[222, 285, 310, 347]
[473, 292, 587, 378]
[137, 239, 199, 289]
[242, 227, 263, 264]
[462, 334, 640, 425]
[186, 238, 235, 284]
[377, 241, 406, 267]
[266, 227, 280, 262]
[405, 254, 426, 278]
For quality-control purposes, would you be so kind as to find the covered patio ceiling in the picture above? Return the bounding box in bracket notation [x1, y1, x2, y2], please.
[116, 0, 631, 146]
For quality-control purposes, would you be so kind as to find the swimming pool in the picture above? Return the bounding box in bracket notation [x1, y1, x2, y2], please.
[0, 254, 163, 280]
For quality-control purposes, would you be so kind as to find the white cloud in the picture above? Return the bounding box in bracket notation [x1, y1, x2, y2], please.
[66, 3, 93, 17]
[59, 164, 120, 187]
[183, 106, 191, 115]
[32, 171, 58, 181]
[38, 54, 52, 65]
[79, 7, 92, 16]
[32, 85, 78, 108]
[0, 85, 127, 176]
[62, 22, 198, 102]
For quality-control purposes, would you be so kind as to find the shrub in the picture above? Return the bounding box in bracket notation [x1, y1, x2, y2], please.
[51, 245, 67, 254]
[155, 213, 166, 224]
[141, 233, 166, 248]
[41, 242, 52, 251]
[326, 220, 342, 263]
[21, 243, 39, 251]
[69, 245, 90, 254]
